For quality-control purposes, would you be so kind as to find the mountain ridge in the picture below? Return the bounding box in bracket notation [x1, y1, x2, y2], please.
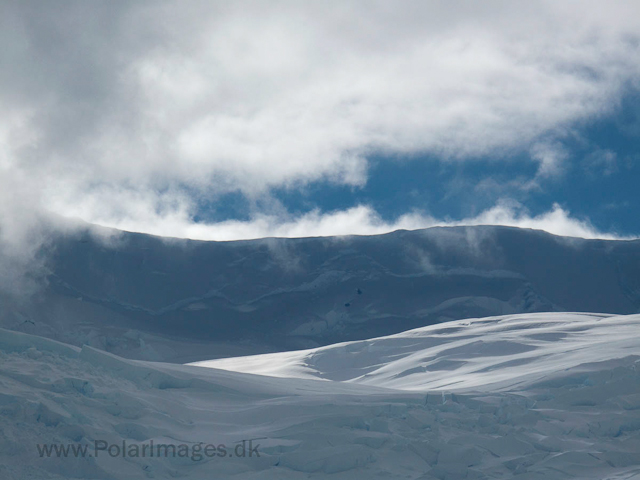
[1, 224, 638, 363]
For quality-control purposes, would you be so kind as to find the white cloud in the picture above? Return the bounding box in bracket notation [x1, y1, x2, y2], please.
[530, 142, 570, 178]
[0, 0, 638, 288]
[2, 2, 640, 196]
[459, 201, 623, 240]
[76, 198, 628, 242]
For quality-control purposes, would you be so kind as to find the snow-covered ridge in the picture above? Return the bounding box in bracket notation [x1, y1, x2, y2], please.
[193, 312, 640, 392]
[3, 225, 640, 362]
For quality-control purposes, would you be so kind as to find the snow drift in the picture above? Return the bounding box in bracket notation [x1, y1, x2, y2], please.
[2, 312, 640, 479]
[194, 312, 640, 391]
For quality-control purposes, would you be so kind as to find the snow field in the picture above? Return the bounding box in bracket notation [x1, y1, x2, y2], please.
[1, 313, 640, 478]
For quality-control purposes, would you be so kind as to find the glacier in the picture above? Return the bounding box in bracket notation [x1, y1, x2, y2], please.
[2, 312, 640, 479]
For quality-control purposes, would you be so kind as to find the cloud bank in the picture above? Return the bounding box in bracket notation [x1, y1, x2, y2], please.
[0, 0, 638, 289]
[85, 201, 627, 242]
[3, 2, 640, 192]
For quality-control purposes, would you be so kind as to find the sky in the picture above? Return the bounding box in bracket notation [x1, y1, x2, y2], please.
[1, 0, 639, 251]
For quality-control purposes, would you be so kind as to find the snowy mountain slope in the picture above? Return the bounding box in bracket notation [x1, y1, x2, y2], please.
[2, 225, 639, 362]
[193, 312, 640, 392]
[2, 313, 640, 479]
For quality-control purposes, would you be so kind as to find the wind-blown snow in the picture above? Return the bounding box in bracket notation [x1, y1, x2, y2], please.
[2, 312, 640, 479]
[193, 312, 640, 392]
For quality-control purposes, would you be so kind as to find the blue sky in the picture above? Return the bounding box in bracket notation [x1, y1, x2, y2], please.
[308, 93, 639, 235]
[196, 88, 640, 238]
[1, 1, 639, 243]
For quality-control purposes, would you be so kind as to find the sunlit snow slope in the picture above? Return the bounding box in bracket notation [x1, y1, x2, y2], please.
[2, 312, 640, 479]
[194, 312, 640, 392]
